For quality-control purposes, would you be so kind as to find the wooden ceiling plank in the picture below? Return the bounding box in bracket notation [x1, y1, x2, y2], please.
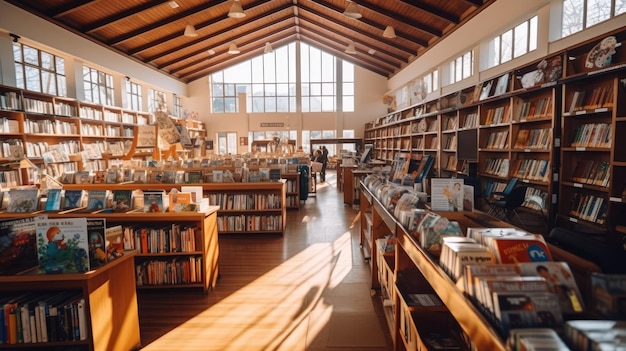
[82, 0, 172, 33]
[459, 0, 484, 7]
[145, 7, 294, 64]
[396, 0, 459, 23]
[106, 0, 231, 46]
[127, 0, 284, 56]
[297, 17, 406, 64]
[298, 3, 424, 51]
[50, 0, 98, 18]
[165, 22, 296, 73]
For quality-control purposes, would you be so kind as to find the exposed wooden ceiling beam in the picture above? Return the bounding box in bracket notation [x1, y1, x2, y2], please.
[82, 0, 172, 33]
[395, 0, 459, 23]
[50, 0, 98, 18]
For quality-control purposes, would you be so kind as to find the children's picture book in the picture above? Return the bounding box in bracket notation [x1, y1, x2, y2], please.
[430, 178, 464, 211]
[259, 168, 270, 182]
[73, 170, 91, 184]
[181, 186, 203, 203]
[105, 225, 124, 261]
[169, 192, 195, 212]
[7, 188, 39, 213]
[86, 190, 108, 211]
[143, 190, 165, 212]
[62, 190, 84, 211]
[121, 168, 133, 182]
[45, 189, 62, 211]
[86, 218, 107, 269]
[0, 215, 42, 275]
[93, 171, 106, 184]
[35, 217, 90, 273]
[111, 190, 132, 212]
[518, 261, 584, 314]
[60, 172, 75, 184]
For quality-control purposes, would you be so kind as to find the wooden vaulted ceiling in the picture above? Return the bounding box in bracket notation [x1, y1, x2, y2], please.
[6, 0, 495, 83]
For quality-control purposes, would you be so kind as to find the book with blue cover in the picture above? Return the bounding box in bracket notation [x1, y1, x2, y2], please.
[86, 190, 107, 211]
[62, 190, 84, 211]
[45, 189, 62, 211]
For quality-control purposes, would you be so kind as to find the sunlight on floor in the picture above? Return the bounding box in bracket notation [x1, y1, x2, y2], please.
[142, 231, 355, 351]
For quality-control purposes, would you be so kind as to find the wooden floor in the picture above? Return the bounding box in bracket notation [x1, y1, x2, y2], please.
[137, 171, 394, 351]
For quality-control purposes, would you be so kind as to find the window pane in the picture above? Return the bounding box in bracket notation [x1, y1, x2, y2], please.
[455, 57, 462, 82]
[264, 56, 275, 83]
[529, 16, 538, 51]
[342, 61, 354, 81]
[277, 97, 289, 112]
[265, 97, 276, 112]
[275, 49, 289, 83]
[462, 52, 472, 79]
[432, 70, 438, 91]
[301, 97, 310, 112]
[41, 52, 53, 70]
[501, 29, 513, 63]
[321, 53, 334, 82]
[14, 64, 24, 89]
[587, 0, 611, 26]
[321, 83, 334, 95]
[514, 21, 528, 58]
[56, 75, 67, 97]
[617, 0, 626, 15]
[13, 43, 21, 62]
[309, 47, 321, 82]
[321, 96, 334, 111]
[310, 83, 321, 95]
[343, 82, 354, 95]
[562, 0, 584, 37]
[212, 98, 224, 113]
[225, 84, 235, 96]
[276, 83, 289, 96]
[224, 97, 237, 112]
[343, 95, 354, 112]
[41, 70, 55, 95]
[23, 46, 38, 65]
[265, 84, 276, 96]
[310, 97, 321, 112]
[25, 66, 41, 92]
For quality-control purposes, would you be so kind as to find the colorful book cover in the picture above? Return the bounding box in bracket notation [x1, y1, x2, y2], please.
[104, 170, 118, 184]
[86, 218, 107, 269]
[169, 192, 195, 212]
[143, 190, 165, 212]
[86, 190, 107, 211]
[73, 171, 91, 184]
[7, 188, 39, 213]
[105, 225, 124, 261]
[45, 189, 62, 211]
[519, 261, 584, 314]
[111, 190, 132, 212]
[486, 236, 553, 264]
[0, 215, 42, 275]
[62, 190, 84, 210]
[35, 217, 90, 273]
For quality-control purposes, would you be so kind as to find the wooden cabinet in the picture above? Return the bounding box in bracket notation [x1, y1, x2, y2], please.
[0, 253, 141, 351]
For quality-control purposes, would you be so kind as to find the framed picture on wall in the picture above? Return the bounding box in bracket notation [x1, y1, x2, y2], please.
[205, 139, 214, 150]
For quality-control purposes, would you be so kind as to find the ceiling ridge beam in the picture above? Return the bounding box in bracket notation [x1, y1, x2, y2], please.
[132, 2, 291, 59]
[50, 0, 98, 18]
[82, 0, 172, 33]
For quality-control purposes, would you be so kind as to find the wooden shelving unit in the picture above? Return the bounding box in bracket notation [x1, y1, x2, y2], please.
[0, 252, 141, 351]
[281, 172, 300, 209]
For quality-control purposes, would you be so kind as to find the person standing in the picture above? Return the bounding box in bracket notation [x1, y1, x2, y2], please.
[320, 146, 329, 182]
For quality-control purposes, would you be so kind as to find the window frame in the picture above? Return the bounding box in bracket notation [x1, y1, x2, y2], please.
[13, 43, 67, 97]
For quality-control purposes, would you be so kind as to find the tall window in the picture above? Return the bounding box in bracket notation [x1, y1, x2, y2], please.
[125, 80, 142, 111]
[211, 43, 297, 113]
[486, 16, 538, 69]
[342, 61, 355, 112]
[210, 42, 353, 113]
[448, 51, 473, 85]
[83, 66, 114, 105]
[216, 132, 237, 155]
[562, 0, 626, 38]
[13, 43, 67, 96]
[173, 95, 182, 117]
[303, 130, 336, 155]
[423, 70, 439, 94]
[301, 43, 336, 112]
[149, 88, 166, 112]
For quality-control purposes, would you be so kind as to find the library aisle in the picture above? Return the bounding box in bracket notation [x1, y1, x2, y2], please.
[138, 170, 393, 351]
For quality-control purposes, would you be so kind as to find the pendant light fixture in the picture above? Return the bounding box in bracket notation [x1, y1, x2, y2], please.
[184, 24, 198, 37]
[228, 0, 246, 18]
[345, 41, 357, 55]
[228, 43, 240, 54]
[383, 26, 397, 39]
[343, 1, 362, 19]
[264, 42, 273, 54]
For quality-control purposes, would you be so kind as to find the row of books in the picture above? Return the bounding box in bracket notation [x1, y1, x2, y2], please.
[567, 85, 614, 113]
[571, 160, 610, 186]
[510, 158, 550, 182]
[513, 128, 552, 149]
[521, 187, 548, 211]
[23, 97, 54, 115]
[0, 139, 24, 159]
[443, 115, 458, 131]
[0, 91, 20, 110]
[23, 118, 78, 135]
[25, 141, 78, 160]
[0, 292, 87, 345]
[128, 225, 198, 254]
[208, 193, 282, 211]
[0, 117, 19, 133]
[514, 96, 552, 122]
[568, 192, 608, 225]
[483, 130, 509, 149]
[135, 256, 203, 286]
[53, 101, 77, 117]
[0, 170, 20, 188]
[483, 105, 511, 126]
[570, 122, 612, 148]
[482, 158, 510, 178]
[443, 134, 457, 150]
[462, 112, 479, 128]
[216, 214, 283, 232]
[564, 320, 626, 351]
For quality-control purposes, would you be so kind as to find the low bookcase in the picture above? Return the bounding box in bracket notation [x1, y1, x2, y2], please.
[0, 253, 140, 351]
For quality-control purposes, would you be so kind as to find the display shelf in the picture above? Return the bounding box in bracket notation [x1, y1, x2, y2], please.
[281, 172, 300, 209]
[0, 252, 140, 351]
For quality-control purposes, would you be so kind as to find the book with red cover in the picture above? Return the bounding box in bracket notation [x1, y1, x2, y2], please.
[484, 235, 553, 264]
